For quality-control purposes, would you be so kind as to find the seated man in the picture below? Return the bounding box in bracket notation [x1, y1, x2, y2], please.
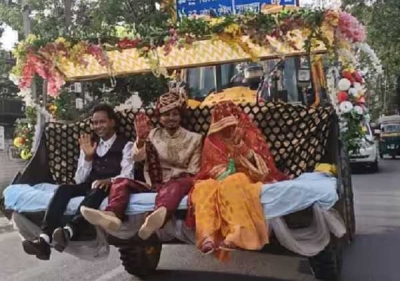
[81, 86, 202, 240]
[23, 104, 134, 260]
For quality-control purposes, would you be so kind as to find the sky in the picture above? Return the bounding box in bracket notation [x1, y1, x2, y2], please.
[0, 24, 18, 51]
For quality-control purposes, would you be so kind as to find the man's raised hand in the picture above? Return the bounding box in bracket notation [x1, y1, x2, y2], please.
[79, 134, 97, 161]
[134, 113, 151, 148]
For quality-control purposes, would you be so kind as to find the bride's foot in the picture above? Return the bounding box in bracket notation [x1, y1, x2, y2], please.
[138, 207, 167, 240]
[219, 241, 237, 251]
[200, 239, 216, 255]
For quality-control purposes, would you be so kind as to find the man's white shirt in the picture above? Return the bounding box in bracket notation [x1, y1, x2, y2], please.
[74, 133, 134, 188]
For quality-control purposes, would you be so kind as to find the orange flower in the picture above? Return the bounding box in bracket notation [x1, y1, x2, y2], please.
[324, 10, 339, 27]
[13, 137, 25, 148]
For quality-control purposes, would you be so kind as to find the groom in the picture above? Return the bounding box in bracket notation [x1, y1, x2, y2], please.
[81, 86, 203, 240]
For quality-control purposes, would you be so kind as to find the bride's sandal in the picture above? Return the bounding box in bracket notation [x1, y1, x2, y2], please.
[219, 241, 237, 251]
[201, 240, 216, 255]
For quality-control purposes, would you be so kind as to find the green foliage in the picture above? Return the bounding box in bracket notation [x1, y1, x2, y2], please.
[1, 0, 170, 117]
[86, 73, 169, 107]
[341, 112, 365, 154]
[51, 89, 80, 120]
[0, 3, 23, 37]
[0, 49, 18, 97]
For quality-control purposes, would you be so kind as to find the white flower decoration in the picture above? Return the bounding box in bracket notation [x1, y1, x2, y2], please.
[338, 78, 351, 91]
[348, 88, 357, 96]
[353, 82, 362, 90]
[339, 101, 353, 113]
[9, 73, 19, 86]
[356, 43, 384, 75]
[17, 88, 36, 107]
[353, 105, 364, 115]
[339, 121, 348, 131]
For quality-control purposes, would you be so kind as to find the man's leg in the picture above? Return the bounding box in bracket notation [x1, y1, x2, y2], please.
[41, 183, 90, 237]
[155, 177, 194, 211]
[53, 187, 108, 252]
[80, 179, 152, 232]
[23, 183, 90, 259]
[139, 176, 194, 240]
[71, 187, 109, 229]
[106, 178, 137, 220]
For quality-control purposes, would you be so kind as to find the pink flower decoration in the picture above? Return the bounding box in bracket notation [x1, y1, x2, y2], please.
[19, 53, 65, 97]
[338, 11, 366, 43]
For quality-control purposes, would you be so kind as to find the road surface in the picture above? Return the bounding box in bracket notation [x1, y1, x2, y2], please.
[0, 159, 399, 281]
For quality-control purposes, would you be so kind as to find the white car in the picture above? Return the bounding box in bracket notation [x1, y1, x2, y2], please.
[349, 123, 379, 172]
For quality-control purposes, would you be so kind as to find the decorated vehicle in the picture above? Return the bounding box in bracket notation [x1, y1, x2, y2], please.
[0, 5, 369, 281]
[377, 115, 400, 159]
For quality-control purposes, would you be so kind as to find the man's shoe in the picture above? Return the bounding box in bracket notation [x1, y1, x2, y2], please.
[52, 228, 71, 253]
[80, 206, 122, 232]
[22, 238, 50, 260]
[138, 207, 167, 240]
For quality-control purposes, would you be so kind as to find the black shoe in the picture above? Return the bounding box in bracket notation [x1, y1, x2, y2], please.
[52, 227, 71, 253]
[22, 238, 51, 260]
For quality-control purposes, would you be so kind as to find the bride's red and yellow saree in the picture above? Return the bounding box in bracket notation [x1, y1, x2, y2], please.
[187, 101, 288, 260]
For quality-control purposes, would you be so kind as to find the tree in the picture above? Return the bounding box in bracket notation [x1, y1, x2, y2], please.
[0, 0, 171, 119]
[343, 0, 400, 116]
[0, 49, 18, 97]
[0, 22, 18, 97]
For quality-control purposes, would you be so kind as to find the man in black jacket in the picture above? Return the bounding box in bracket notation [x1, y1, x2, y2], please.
[23, 104, 134, 260]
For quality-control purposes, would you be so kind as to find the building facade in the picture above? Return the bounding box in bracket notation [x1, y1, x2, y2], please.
[301, 0, 341, 8]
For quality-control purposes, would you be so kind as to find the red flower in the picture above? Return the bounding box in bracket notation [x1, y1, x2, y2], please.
[342, 71, 355, 83]
[353, 72, 363, 83]
[337, 91, 349, 103]
[117, 38, 142, 49]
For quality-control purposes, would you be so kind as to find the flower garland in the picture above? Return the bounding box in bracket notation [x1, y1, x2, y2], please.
[336, 68, 369, 153]
[12, 35, 110, 98]
[337, 11, 366, 44]
[11, 77, 56, 160]
[10, 8, 367, 97]
[13, 106, 37, 160]
[330, 12, 377, 154]
[8, 8, 368, 157]
[355, 42, 383, 76]
[13, 101, 55, 161]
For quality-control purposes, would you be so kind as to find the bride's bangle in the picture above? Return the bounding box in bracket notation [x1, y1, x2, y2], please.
[235, 141, 250, 156]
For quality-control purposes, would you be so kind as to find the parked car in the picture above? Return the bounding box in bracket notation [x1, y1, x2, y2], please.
[349, 123, 379, 172]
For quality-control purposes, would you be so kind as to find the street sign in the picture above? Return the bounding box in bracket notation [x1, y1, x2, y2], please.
[177, 0, 296, 17]
[0, 126, 4, 151]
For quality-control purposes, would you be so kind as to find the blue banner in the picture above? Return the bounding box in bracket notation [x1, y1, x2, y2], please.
[177, 0, 297, 17]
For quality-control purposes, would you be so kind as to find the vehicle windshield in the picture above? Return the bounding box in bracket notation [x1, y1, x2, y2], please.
[186, 56, 311, 104]
[382, 124, 400, 133]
